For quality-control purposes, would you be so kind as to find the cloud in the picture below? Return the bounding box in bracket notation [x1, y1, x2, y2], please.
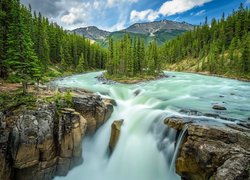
[61, 3, 90, 25]
[21, 0, 62, 17]
[107, 0, 138, 7]
[191, 10, 206, 16]
[20, 0, 137, 31]
[130, 0, 212, 22]
[130, 9, 159, 22]
[158, 0, 211, 16]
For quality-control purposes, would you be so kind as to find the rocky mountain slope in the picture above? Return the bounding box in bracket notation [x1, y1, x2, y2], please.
[122, 20, 193, 35]
[71, 20, 194, 46]
[72, 26, 110, 41]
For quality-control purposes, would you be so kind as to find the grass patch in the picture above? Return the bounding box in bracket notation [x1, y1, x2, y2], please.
[44, 91, 73, 108]
[0, 90, 36, 112]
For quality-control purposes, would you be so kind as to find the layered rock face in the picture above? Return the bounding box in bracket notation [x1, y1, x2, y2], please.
[165, 118, 250, 180]
[0, 92, 113, 180]
[72, 94, 113, 134]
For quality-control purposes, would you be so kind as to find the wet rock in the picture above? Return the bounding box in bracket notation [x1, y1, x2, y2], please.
[165, 118, 250, 180]
[104, 98, 117, 106]
[179, 108, 240, 122]
[109, 120, 124, 152]
[179, 109, 203, 116]
[95, 75, 116, 85]
[164, 118, 192, 130]
[212, 104, 227, 110]
[133, 89, 141, 96]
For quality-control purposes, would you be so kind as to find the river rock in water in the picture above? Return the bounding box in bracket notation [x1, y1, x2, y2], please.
[109, 120, 124, 153]
[212, 104, 227, 110]
[165, 117, 250, 180]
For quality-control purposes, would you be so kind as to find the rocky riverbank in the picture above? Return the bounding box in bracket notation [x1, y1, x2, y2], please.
[0, 88, 113, 180]
[165, 118, 250, 180]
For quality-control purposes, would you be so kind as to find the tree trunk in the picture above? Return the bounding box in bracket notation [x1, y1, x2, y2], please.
[22, 81, 28, 94]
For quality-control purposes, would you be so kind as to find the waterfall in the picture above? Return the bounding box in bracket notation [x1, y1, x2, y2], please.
[52, 71, 250, 180]
[169, 125, 189, 174]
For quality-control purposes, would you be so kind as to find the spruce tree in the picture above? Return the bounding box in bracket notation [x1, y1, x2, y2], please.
[5, 0, 41, 93]
[76, 53, 85, 73]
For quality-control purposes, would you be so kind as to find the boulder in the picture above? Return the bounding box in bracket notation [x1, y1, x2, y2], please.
[212, 104, 227, 110]
[109, 120, 124, 152]
[133, 89, 141, 96]
[165, 118, 250, 180]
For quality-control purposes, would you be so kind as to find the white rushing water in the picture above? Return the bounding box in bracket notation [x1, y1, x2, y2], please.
[52, 71, 250, 180]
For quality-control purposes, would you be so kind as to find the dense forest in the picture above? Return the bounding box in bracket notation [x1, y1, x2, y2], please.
[106, 35, 162, 77]
[0, 0, 107, 92]
[1, 0, 250, 88]
[162, 4, 250, 78]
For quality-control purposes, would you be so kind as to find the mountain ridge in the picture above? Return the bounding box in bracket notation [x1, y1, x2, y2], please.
[71, 20, 194, 45]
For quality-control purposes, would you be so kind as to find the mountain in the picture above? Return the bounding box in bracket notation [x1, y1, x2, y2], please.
[72, 26, 111, 41]
[122, 20, 193, 35]
[71, 20, 194, 46]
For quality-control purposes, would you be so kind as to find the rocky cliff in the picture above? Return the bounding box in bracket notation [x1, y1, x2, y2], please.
[165, 118, 250, 180]
[0, 90, 113, 180]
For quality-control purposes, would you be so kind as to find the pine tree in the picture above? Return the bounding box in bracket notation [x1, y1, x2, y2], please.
[241, 33, 250, 72]
[6, 0, 41, 93]
[76, 53, 85, 73]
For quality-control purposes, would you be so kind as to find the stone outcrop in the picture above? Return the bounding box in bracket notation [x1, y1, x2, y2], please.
[0, 92, 113, 180]
[109, 120, 124, 152]
[72, 94, 113, 134]
[165, 118, 250, 180]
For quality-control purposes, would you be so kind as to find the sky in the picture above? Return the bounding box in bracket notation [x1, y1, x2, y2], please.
[20, 0, 250, 31]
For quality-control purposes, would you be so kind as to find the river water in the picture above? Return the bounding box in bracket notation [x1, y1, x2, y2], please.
[52, 71, 250, 180]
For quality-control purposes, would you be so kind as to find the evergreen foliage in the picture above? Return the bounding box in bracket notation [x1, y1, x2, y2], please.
[0, 0, 107, 87]
[106, 35, 162, 77]
[162, 4, 250, 76]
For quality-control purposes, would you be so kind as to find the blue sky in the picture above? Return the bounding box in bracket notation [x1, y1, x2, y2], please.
[21, 0, 249, 31]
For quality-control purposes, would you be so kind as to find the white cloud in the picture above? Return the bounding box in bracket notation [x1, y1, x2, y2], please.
[109, 21, 127, 31]
[195, 10, 206, 16]
[61, 3, 90, 25]
[130, 0, 212, 22]
[159, 0, 211, 16]
[130, 9, 159, 22]
[93, 1, 101, 9]
[107, 0, 138, 7]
